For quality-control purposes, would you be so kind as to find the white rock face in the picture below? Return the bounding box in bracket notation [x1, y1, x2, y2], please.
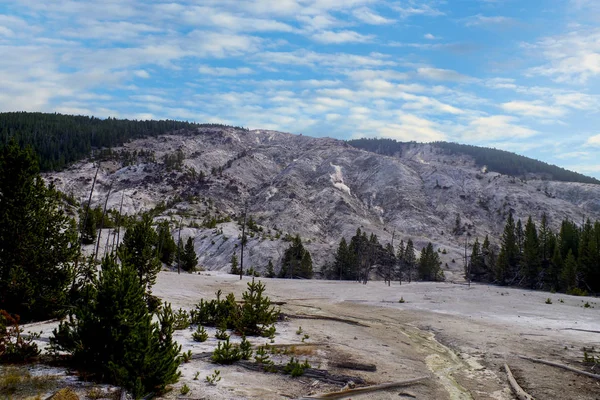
[46, 127, 600, 276]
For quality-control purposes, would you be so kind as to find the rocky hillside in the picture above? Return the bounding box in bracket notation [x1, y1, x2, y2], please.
[47, 127, 600, 280]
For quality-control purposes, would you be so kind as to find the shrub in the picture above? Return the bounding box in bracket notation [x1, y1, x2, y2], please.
[545, 298, 552, 304]
[239, 336, 252, 360]
[192, 326, 209, 342]
[236, 278, 279, 337]
[0, 311, 40, 363]
[50, 257, 181, 399]
[254, 346, 276, 372]
[205, 370, 221, 385]
[283, 357, 311, 377]
[211, 338, 241, 364]
[173, 308, 191, 330]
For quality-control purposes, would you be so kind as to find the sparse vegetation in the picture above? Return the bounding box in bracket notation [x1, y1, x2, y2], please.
[206, 370, 221, 385]
[192, 325, 209, 342]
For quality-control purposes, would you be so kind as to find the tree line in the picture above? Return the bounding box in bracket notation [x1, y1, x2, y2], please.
[348, 138, 600, 185]
[0, 112, 247, 171]
[323, 228, 444, 283]
[468, 212, 600, 294]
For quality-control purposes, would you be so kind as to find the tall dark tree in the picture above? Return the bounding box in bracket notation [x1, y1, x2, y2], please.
[496, 212, 519, 285]
[403, 239, 417, 283]
[522, 216, 541, 288]
[119, 214, 160, 293]
[0, 140, 79, 321]
[561, 250, 577, 292]
[418, 243, 444, 281]
[156, 221, 177, 266]
[279, 235, 313, 279]
[332, 237, 355, 280]
[180, 237, 198, 272]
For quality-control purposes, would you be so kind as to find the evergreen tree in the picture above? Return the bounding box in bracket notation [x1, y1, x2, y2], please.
[180, 237, 198, 272]
[230, 253, 239, 275]
[522, 216, 541, 288]
[496, 212, 519, 285]
[516, 219, 524, 255]
[265, 260, 275, 278]
[0, 140, 79, 321]
[548, 245, 564, 291]
[279, 235, 313, 279]
[468, 238, 486, 281]
[332, 237, 355, 280]
[236, 278, 279, 337]
[561, 250, 577, 292]
[119, 214, 161, 293]
[538, 213, 553, 270]
[418, 243, 444, 281]
[50, 257, 181, 398]
[403, 239, 417, 283]
[156, 221, 177, 266]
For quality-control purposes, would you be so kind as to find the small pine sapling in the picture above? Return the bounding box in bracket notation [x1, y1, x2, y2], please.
[206, 370, 221, 385]
[239, 336, 253, 360]
[254, 346, 276, 372]
[192, 326, 209, 342]
[284, 357, 311, 377]
[173, 308, 191, 330]
[211, 338, 241, 364]
[180, 384, 190, 395]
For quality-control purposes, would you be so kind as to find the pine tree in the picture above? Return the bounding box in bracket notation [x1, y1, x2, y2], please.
[0, 140, 79, 321]
[265, 260, 275, 278]
[561, 250, 577, 292]
[236, 278, 279, 337]
[403, 239, 417, 283]
[279, 235, 313, 279]
[180, 237, 198, 272]
[119, 214, 161, 293]
[230, 253, 239, 275]
[549, 245, 564, 292]
[418, 243, 443, 281]
[522, 216, 541, 288]
[156, 221, 177, 266]
[496, 212, 519, 285]
[333, 237, 354, 280]
[50, 257, 181, 398]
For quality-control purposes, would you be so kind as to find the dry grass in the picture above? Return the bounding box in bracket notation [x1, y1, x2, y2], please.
[0, 366, 58, 398]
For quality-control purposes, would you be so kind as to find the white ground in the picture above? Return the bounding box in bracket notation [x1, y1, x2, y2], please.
[15, 272, 600, 399]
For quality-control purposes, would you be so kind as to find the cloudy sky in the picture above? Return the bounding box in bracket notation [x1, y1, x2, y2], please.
[1, 0, 600, 177]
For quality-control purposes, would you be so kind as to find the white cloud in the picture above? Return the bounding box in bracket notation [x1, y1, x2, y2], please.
[393, 3, 444, 18]
[464, 14, 516, 27]
[424, 33, 437, 40]
[379, 114, 447, 142]
[461, 115, 538, 141]
[526, 28, 600, 83]
[198, 65, 253, 76]
[586, 134, 600, 147]
[352, 8, 394, 25]
[501, 101, 565, 117]
[311, 30, 373, 44]
[417, 67, 471, 82]
[133, 70, 150, 79]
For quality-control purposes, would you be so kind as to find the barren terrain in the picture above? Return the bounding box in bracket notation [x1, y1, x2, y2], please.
[14, 272, 600, 400]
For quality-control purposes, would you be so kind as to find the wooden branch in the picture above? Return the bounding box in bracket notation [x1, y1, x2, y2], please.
[235, 360, 366, 386]
[519, 356, 600, 381]
[333, 361, 377, 372]
[504, 363, 535, 400]
[301, 377, 429, 399]
[283, 313, 369, 327]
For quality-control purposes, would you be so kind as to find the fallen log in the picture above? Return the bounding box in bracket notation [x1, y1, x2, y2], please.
[504, 363, 535, 400]
[333, 361, 377, 372]
[283, 313, 369, 327]
[519, 356, 600, 381]
[562, 328, 600, 334]
[236, 360, 366, 385]
[301, 376, 429, 399]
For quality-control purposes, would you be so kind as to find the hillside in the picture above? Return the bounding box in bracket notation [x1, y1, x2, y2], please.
[348, 138, 600, 185]
[45, 124, 600, 279]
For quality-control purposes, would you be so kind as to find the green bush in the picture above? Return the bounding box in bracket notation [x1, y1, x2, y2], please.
[211, 338, 241, 364]
[50, 257, 181, 399]
[173, 308, 191, 330]
[283, 357, 311, 377]
[192, 326, 208, 342]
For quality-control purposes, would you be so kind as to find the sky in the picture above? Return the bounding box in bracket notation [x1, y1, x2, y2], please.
[1, 1, 600, 178]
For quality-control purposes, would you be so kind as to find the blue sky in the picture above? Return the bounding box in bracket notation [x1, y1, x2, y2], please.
[1, 1, 600, 177]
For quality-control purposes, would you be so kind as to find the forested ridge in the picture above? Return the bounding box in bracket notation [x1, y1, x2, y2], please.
[348, 138, 600, 185]
[0, 112, 245, 171]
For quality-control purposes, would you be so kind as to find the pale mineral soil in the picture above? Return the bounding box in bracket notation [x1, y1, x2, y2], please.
[15, 272, 600, 400]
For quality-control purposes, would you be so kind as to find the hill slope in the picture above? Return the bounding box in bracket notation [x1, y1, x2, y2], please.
[46, 125, 600, 279]
[348, 138, 600, 185]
